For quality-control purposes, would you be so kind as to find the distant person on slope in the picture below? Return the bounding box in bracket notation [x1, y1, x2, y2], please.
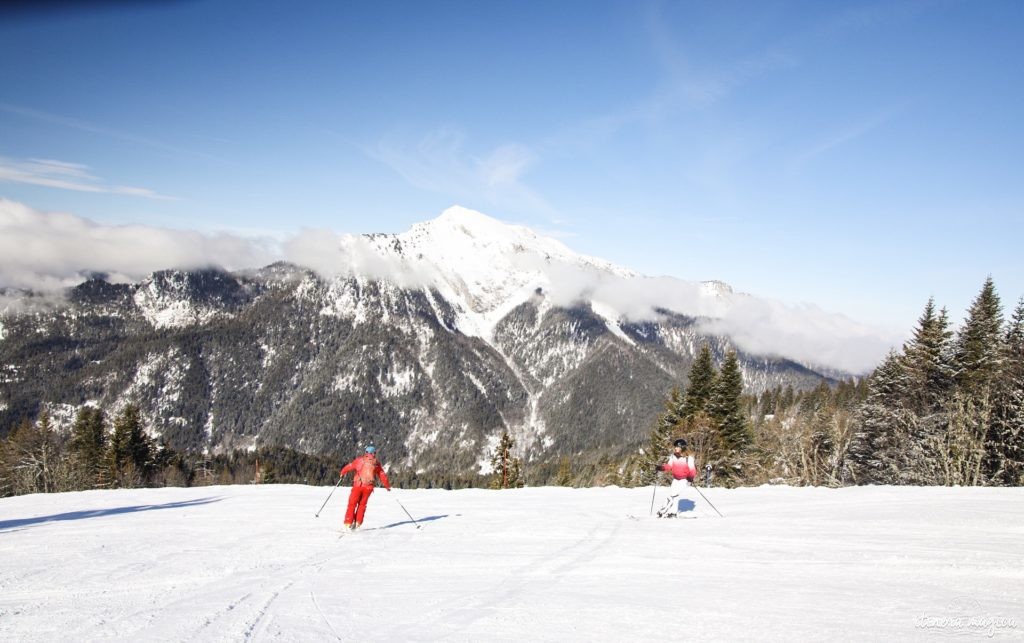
[340, 445, 391, 530]
[655, 439, 697, 518]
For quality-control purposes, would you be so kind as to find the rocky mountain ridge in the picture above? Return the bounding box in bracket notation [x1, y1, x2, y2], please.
[0, 208, 837, 476]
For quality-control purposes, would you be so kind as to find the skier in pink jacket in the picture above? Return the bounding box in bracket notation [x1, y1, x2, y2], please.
[655, 439, 697, 518]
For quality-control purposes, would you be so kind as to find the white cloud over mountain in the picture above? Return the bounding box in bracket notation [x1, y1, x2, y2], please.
[0, 198, 900, 373]
[0, 198, 271, 291]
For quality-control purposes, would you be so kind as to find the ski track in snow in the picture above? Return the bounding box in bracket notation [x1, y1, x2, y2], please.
[1, 485, 1023, 641]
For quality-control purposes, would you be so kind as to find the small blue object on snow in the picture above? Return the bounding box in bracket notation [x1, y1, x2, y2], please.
[365, 445, 376, 453]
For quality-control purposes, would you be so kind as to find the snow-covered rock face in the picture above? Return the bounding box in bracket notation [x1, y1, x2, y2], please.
[344, 206, 636, 340]
[116, 205, 887, 373]
[0, 205, 862, 470]
[133, 269, 254, 329]
[396, 206, 635, 309]
[333, 206, 754, 346]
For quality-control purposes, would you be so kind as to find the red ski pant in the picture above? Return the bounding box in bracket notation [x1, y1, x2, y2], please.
[344, 485, 374, 525]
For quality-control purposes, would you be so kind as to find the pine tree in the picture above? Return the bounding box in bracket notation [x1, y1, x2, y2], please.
[708, 350, 751, 454]
[845, 351, 916, 484]
[903, 298, 955, 414]
[759, 388, 778, 416]
[945, 390, 990, 486]
[1006, 298, 1024, 362]
[659, 387, 686, 433]
[108, 404, 152, 488]
[779, 385, 795, 411]
[488, 431, 523, 489]
[986, 298, 1024, 484]
[893, 299, 956, 484]
[955, 277, 1005, 396]
[682, 344, 717, 419]
[69, 407, 108, 488]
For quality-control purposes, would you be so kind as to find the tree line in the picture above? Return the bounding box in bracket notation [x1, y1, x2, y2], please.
[3, 277, 1020, 495]
[613, 277, 1023, 488]
[0, 403, 351, 496]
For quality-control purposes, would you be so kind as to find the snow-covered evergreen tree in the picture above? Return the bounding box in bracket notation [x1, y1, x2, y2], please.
[893, 299, 956, 484]
[955, 277, 1005, 395]
[845, 351, 916, 484]
[945, 391, 990, 486]
[709, 350, 751, 454]
[488, 431, 523, 489]
[70, 407, 108, 488]
[695, 350, 752, 483]
[903, 298, 955, 414]
[986, 298, 1024, 484]
[108, 404, 153, 488]
[682, 344, 717, 419]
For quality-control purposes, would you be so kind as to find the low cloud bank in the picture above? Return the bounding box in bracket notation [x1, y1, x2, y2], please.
[509, 258, 899, 374]
[0, 199, 273, 291]
[0, 199, 899, 373]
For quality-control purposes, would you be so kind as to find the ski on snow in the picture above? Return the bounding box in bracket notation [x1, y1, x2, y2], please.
[627, 514, 700, 521]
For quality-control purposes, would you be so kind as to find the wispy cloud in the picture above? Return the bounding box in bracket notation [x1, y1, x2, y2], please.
[809, 0, 942, 41]
[645, 1, 798, 109]
[0, 102, 228, 163]
[0, 157, 176, 200]
[789, 105, 907, 172]
[541, 3, 797, 155]
[369, 127, 555, 216]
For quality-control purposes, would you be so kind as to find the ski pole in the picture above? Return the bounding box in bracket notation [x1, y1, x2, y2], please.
[649, 474, 660, 516]
[392, 494, 422, 529]
[314, 478, 343, 518]
[693, 484, 724, 517]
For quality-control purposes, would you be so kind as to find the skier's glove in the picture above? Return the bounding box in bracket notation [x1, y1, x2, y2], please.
[653, 465, 662, 472]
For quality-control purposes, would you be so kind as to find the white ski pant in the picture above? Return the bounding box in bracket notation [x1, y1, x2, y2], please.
[659, 478, 697, 515]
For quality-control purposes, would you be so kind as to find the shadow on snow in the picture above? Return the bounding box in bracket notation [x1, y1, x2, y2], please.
[364, 514, 450, 531]
[0, 497, 222, 532]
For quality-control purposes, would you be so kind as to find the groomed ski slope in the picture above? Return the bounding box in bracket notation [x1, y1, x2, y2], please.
[1, 485, 1022, 641]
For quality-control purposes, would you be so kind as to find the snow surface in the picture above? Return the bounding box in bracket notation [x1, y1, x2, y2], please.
[2, 485, 1022, 641]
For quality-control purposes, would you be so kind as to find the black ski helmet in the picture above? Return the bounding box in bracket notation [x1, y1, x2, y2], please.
[673, 438, 688, 450]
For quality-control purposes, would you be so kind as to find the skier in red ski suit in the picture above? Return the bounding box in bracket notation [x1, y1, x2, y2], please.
[339, 445, 391, 530]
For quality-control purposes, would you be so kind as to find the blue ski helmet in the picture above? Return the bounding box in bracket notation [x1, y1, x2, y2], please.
[365, 445, 376, 454]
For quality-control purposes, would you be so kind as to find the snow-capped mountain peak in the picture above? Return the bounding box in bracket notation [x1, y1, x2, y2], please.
[316, 206, 894, 372]
[399, 205, 632, 278]
[345, 206, 635, 339]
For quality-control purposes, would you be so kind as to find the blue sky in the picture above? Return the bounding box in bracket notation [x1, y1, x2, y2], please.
[1, 0, 1022, 334]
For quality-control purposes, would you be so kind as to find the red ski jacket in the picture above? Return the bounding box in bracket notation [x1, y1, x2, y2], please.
[341, 454, 391, 489]
[658, 454, 696, 482]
